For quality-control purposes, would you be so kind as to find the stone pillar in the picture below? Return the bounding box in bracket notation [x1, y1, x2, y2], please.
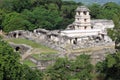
[16, 32, 19, 38]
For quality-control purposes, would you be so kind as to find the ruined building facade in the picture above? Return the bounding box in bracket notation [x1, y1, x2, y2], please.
[60, 6, 114, 45]
[8, 6, 115, 52]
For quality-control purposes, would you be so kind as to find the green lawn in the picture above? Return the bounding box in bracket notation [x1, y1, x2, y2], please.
[6, 38, 57, 53]
[6, 38, 58, 66]
[32, 52, 57, 60]
[23, 59, 36, 67]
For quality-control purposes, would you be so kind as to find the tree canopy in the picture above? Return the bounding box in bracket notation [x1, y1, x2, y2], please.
[0, 0, 81, 32]
[0, 38, 43, 80]
[0, 37, 93, 80]
[0, 0, 120, 80]
[46, 54, 93, 80]
[96, 52, 120, 80]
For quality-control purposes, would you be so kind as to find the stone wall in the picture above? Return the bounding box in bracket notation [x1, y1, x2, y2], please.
[7, 29, 116, 70]
[9, 42, 32, 54]
[28, 47, 115, 70]
[29, 53, 59, 70]
[7, 29, 115, 53]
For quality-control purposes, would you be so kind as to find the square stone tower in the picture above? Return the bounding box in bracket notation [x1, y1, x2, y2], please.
[73, 6, 91, 30]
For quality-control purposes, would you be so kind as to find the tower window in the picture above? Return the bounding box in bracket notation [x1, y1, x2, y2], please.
[84, 26, 87, 29]
[84, 19, 87, 22]
[78, 12, 80, 15]
[83, 11, 87, 15]
[91, 26, 93, 29]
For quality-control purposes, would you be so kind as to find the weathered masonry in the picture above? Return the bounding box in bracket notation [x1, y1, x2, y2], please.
[7, 6, 115, 52]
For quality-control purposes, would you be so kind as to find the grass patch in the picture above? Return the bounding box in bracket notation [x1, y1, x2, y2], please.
[32, 54, 41, 60]
[32, 52, 57, 60]
[7, 38, 48, 48]
[6, 38, 57, 53]
[23, 59, 36, 67]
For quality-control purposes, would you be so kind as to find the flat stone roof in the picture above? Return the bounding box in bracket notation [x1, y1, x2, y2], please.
[61, 29, 101, 33]
[91, 19, 114, 25]
[75, 6, 90, 12]
[61, 29, 102, 37]
[91, 19, 114, 28]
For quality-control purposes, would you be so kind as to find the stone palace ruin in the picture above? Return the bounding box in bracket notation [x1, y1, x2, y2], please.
[7, 6, 115, 53]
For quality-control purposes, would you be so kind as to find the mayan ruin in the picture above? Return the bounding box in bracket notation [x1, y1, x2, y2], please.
[7, 6, 115, 53]
[1, 0, 120, 79]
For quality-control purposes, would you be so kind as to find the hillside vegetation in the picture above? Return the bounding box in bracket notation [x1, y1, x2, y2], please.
[6, 38, 57, 53]
[0, 0, 120, 80]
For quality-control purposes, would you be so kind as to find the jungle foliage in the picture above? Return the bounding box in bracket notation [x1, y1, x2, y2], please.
[0, 0, 120, 80]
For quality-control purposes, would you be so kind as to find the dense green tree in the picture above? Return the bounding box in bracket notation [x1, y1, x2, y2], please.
[46, 4, 58, 11]
[31, 0, 46, 7]
[89, 3, 102, 19]
[0, 9, 6, 29]
[63, 1, 79, 5]
[0, 38, 23, 79]
[22, 9, 37, 28]
[31, 7, 63, 30]
[54, 0, 62, 10]
[2, 12, 34, 32]
[89, 2, 120, 20]
[11, 0, 32, 12]
[70, 54, 93, 80]
[0, 0, 82, 32]
[46, 54, 93, 80]
[103, 2, 120, 11]
[62, 6, 75, 19]
[0, 38, 43, 80]
[31, 0, 56, 8]
[96, 52, 120, 80]
[22, 65, 43, 80]
[0, 0, 13, 12]
[46, 58, 71, 80]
